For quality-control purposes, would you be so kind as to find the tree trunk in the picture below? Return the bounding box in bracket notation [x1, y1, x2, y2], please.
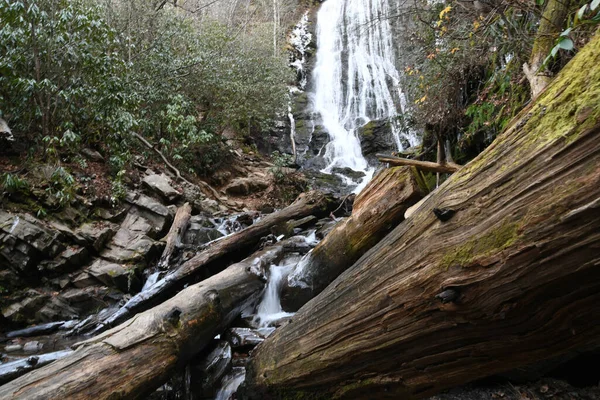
[280, 166, 424, 311]
[158, 202, 192, 269]
[77, 191, 336, 335]
[0, 241, 294, 399]
[243, 34, 600, 399]
[377, 154, 462, 174]
[523, 0, 571, 97]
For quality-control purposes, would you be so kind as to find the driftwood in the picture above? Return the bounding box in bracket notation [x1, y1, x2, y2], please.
[158, 202, 192, 269]
[377, 153, 461, 173]
[280, 166, 424, 311]
[0, 239, 301, 399]
[76, 190, 336, 335]
[243, 34, 600, 399]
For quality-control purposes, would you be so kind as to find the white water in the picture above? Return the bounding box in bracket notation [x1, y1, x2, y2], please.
[214, 367, 246, 400]
[312, 0, 417, 192]
[253, 259, 297, 328]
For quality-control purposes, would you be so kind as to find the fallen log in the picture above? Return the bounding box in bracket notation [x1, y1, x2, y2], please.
[377, 153, 461, 173]
[0, 350, 73, 386]
[242, 34, 600, 399]
[76, 191, 336, 335]
[281, 166, 424, 311]
[158, 202, 192, 269]
[0, 238, 305, 399]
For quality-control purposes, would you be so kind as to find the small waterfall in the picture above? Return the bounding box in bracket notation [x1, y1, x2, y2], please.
[311, 0, 417, 191]
[253, 260, 297, 328]
[214, 367, 245, 400]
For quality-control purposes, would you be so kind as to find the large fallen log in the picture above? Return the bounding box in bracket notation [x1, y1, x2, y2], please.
[242, 34, 600, 399]
[377, 153, 462, 173]
[0, 238, 308, 398]
[75, 190, 336, 335]
[281, 166, 424, 311]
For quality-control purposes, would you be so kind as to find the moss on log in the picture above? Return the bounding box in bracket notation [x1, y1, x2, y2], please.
[242, 33, 600, 399]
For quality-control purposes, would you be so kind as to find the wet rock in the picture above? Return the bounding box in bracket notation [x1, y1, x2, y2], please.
[36, 296, 78, 322]
[331, 167, 366, 181]
[236, 212, 257, 227]
[93, 205, 130, 222]
[183, 226, 224, 247]
[76, 221, 118, 252]
[87, 259, 140, 293]
[72, 271, 97, 288]
[272, 215, 317, 237]
[315, 217, 339, 239]
[225, 328, 265, 349]
[224, 177, 269, 196]
[357, 119, 396, 158]
[142, 173, 181, 203]
[188, 340, 232, 398]
[22, 341, 43, 353]
[2, 290, 50, 324]
[61, 286, 113, 315]
[38, 246, 90, 276]
[0, 211, 65, 275]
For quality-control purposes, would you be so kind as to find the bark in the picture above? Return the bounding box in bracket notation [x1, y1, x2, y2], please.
[243, 34, 600, 399]
[77, 190, 336, 335]
[377, 154, 462, 173]
[0, 241, 293, 399]
[523, 0, 571, 97]
[280, 167, 424, 311]
[158, 202, 192, 269]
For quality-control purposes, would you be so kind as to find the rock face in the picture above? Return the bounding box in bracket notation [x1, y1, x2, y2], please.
[0, 188, 176, 328]
[356, 119, 399, 161]
[224, 177, 269, 196]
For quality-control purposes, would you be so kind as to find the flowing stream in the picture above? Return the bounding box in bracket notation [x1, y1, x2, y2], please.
[312, 0, 417, 192]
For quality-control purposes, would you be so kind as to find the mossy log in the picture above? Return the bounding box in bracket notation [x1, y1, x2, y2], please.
[242, 34, 600, 399]
[280, 166, 424, 311]
[0, 241, 293, 399]
[376, 154, 462, 173]
[77, 191, 336, 335]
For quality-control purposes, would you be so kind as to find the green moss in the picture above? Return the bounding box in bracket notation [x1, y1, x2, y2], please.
[440, 221, 520, 269]
[333, 378, 379, 398]
[359, 121, 377, 137]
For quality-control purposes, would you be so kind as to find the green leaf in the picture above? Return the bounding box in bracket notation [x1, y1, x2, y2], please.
[551, 45, 560, 58]
[592, 0, 600, 11]
[536, 0, 545, 5]
[560, 28, 572, 36]
[558, 38, 574, 51]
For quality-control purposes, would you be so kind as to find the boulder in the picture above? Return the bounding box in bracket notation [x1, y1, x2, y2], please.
[87, 259, 140, 293]
[38, 246, 89, 276]
[75, 222, 118, 252]
[0, 212, 64, 275]
[81, 148, 104, 162]
[224, 177, 269, 196]
[142, 173, 181, 203]
[224, 328, 266, 349]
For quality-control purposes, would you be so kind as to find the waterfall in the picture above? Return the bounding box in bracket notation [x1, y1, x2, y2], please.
[312, 0, 417, 191]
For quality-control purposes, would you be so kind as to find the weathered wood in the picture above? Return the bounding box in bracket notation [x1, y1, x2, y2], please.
[77, 191, 336, 335]
[158, 202, 192, 269]
[280, 166, 424, 311]
[376, 154, 461, 173]
[0, 240, 296, 399]
[243, 34, 600, 399]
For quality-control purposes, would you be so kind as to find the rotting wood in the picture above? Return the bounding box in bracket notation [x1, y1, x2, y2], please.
[280, 166, 424, 311]
[376, 153, 462, 173]
[242, 33, 600, 400]
[158, 202, 192, 269]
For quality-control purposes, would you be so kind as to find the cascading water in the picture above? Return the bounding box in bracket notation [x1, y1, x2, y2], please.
[311, 0, 418, 191]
